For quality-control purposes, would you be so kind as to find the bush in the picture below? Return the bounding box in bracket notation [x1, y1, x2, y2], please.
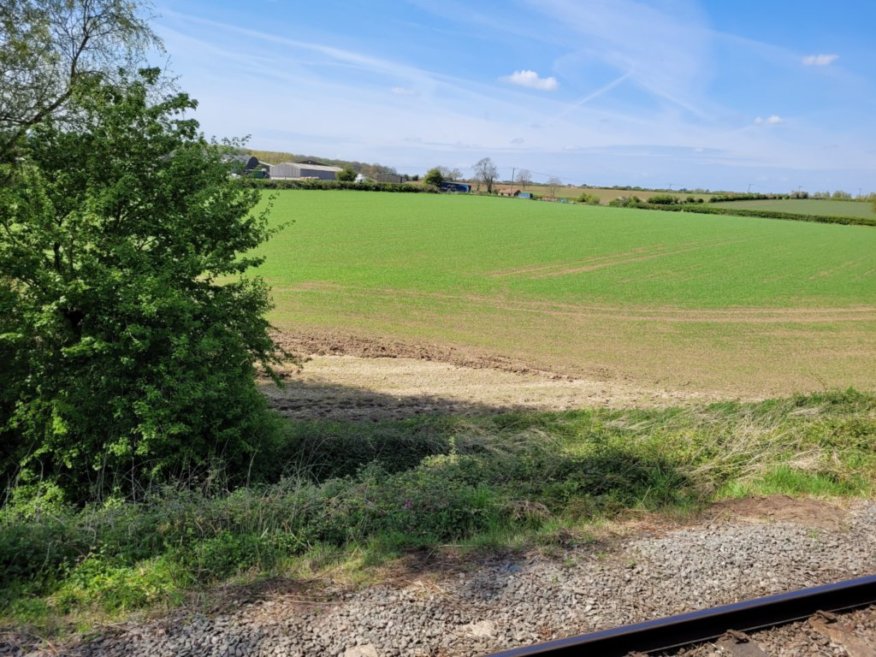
[576, 192, 600, 205]
[53, 554, 182, 614]
[423, 167, 444, 187]
[336, 166, 357, 182]
[608, 195, 643, 207]
[0, 69, 283, 503]
[647, 194, 679, 205]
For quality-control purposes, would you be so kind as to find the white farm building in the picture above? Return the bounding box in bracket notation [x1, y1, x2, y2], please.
[267, 160, 343, 181]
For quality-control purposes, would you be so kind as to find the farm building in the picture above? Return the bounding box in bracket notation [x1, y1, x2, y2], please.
[267, 161, 343, 180]
[439, 181, 471, 193]
[222, 154, 260, 172]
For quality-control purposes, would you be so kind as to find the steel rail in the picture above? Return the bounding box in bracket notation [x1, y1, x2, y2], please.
[485, 574, 876, 657]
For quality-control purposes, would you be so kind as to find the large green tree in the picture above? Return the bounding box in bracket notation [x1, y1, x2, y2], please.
[0, 68, 281, 501]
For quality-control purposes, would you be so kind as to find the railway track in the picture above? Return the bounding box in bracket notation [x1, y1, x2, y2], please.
[486, 575, 876, 657]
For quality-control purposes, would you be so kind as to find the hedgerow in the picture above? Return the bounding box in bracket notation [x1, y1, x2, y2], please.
[636, 202, 876, 227]
[243, 179, 436, 192]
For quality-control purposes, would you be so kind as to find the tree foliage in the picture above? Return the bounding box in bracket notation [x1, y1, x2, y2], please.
[336, 165, 356, 182]
[438, 166, 461, 181]
[0, 0, 158, 161]
[0, 69, 281, 501]
[423, 167, 444, 187]
[576, 191, 600, 205]
[473, 157, 497, 193]
[424, 166, 462, 188]
[516, 169, 532, 189]
[648, 194, 680, 205]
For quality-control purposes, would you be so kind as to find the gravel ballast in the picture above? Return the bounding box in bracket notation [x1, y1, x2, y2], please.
[4, 500, 875, 657]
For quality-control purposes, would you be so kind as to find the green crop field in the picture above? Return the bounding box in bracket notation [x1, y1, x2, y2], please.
[711, 198, 876, 219]
[255, 190, 876, 396]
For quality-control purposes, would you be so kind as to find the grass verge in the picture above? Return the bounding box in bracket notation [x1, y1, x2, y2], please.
[1, 389, 874, 634]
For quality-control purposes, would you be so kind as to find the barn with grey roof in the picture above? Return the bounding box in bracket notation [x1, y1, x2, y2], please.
[267, 161, 343, 180]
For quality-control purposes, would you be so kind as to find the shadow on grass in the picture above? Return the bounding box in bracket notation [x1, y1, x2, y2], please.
[259, 378, 693, 495]
[261, 376, 544, 423]
[9, 387, 870, 633]
[259, 375, 565, 483]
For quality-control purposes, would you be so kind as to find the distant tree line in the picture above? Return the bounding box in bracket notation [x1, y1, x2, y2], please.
[648, 194, 705, 205]
[244, 178, 438, 192]
[709, 190, 871, 203]
[245, 149, 410, 181]
[709, 192, 808, 202]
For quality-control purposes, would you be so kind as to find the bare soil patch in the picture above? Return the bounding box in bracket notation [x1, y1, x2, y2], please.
[273, 330, 549, 377]
[264, 331, 719, 421]
[702, 495, 851, 531]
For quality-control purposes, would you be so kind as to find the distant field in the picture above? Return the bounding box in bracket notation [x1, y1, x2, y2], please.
[712, 198, 876, 219]
[255, 191, 876, 397]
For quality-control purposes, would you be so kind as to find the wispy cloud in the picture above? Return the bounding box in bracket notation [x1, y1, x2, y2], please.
[802, 53, 839, 66]
[553, 72, 632, 121]
[159, 8, 432, 87]
[501, 70, 559, 91]
[526, 0, 713, 116]
[754, 115, 785, 125]
[159, 7, 570, 119]
[154, 2, 876, 192]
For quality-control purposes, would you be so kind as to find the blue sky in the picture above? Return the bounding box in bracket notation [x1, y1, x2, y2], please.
[154, 1, 876, 192]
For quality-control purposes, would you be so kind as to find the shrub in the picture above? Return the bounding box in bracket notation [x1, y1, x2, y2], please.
[336, 166, 357, 182]
[608, 195, 643, 207]
[1, 70, 284, 503]
[423, 167, 444, 187]
[647, 194, 679, 205]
